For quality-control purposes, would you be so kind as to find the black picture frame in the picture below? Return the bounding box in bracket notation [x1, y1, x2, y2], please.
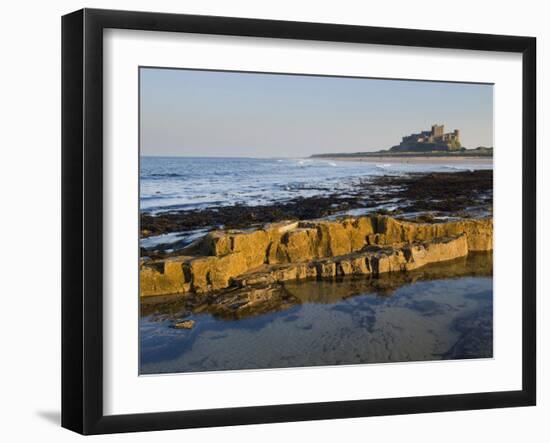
[62, 8, 536, 435]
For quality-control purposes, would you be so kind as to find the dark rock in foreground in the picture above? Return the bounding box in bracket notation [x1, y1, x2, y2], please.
[140, 170, 493, 239]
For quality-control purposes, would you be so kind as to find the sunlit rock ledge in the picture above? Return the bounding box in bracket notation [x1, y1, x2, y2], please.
[140, 215, 493, 298]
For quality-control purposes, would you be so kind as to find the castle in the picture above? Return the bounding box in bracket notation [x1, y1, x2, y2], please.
[390, 124, 461, 152]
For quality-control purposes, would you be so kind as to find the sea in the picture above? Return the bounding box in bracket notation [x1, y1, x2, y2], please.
[140, 156, 492, 215]
[140, 156, 493, 249]
[139, 156, 494, 374]
[140, 260, 493, 374]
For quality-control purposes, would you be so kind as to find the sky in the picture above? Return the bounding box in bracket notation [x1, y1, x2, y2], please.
[140, 67, 493, 158]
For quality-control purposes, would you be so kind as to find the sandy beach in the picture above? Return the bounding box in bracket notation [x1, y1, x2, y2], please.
[315, 155, 493, 165]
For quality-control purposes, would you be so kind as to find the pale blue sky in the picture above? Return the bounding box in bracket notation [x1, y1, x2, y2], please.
[140, 67, 493, 157]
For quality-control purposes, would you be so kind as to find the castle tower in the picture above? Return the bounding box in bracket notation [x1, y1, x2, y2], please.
[453, 129, 460, 140]
[431, 124, 444, 138]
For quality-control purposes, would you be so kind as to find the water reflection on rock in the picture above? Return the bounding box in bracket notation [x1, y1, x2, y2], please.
[140, 252, 492, 374]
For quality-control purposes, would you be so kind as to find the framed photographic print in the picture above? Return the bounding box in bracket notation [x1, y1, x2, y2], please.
[61, 8, 536, 434]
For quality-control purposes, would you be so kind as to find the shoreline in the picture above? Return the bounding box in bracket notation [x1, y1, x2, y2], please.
[140, 170, 493, 249]
[313, 155, 493, 165]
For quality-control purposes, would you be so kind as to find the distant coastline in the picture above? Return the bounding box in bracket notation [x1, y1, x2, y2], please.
[309, 154, 493, 164]
[311, 124, 493, 161]
[311, 146, 493, 161]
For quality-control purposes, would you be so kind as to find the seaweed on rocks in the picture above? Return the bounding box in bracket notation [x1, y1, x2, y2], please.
[140, 170, 493, 258]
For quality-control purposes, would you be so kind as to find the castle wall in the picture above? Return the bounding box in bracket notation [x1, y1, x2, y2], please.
[393, 124, 461, 152]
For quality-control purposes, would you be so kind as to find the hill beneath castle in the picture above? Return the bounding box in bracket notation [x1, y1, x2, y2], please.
[311, 124, 492, 159]
[310, 146, 493, 159]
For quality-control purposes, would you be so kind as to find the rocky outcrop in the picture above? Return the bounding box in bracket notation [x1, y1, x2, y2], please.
[140, 215, 492, 297]
[173, 320, 195, 329]
[231, 234, 469, 287]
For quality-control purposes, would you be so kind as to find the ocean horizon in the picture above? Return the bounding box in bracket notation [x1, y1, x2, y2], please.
[140, 155, 493, 215]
